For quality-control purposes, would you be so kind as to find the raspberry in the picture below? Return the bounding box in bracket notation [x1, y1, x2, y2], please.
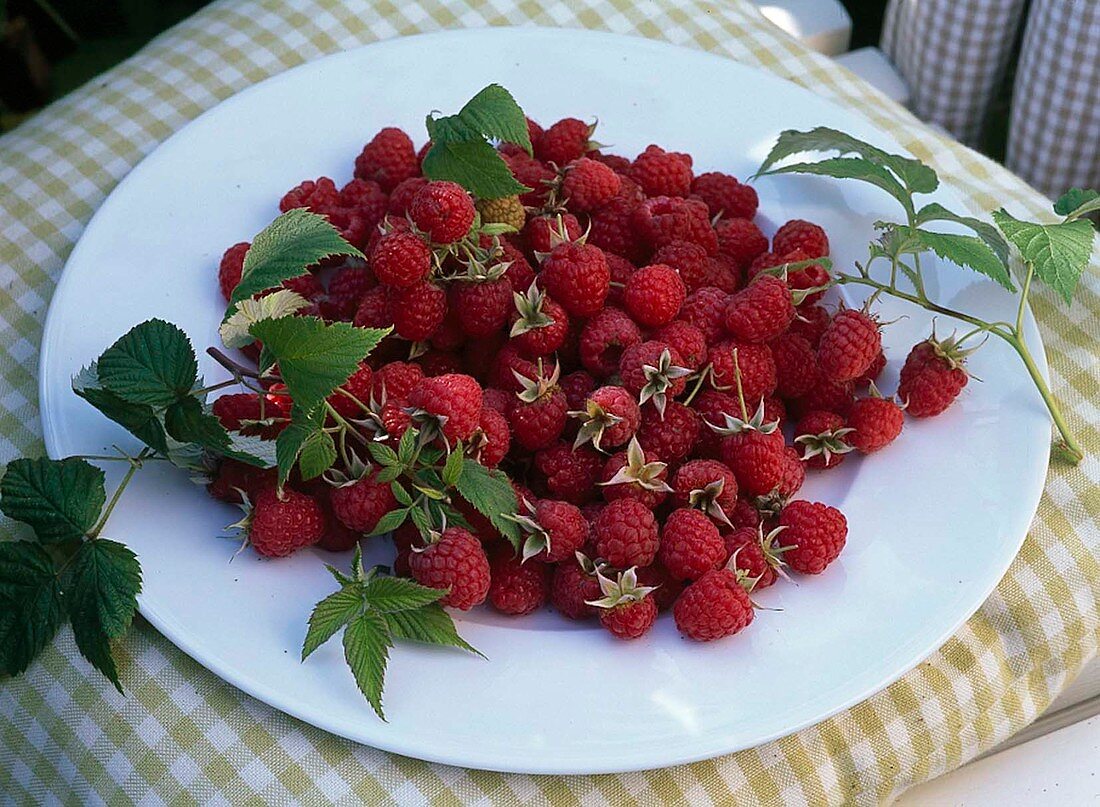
[212, 392, 289, 439]
[536, 118, 593, 166]
[777, 445, 806, 499]
[571, 385, 640, 451]
[370, 230, 431, 288]
[671, 459, 738, 524]
[551, 555, 602, 619]
[534, 442, 602, 505]
[791, 368, 855, 419]
[559, 371, 597, 411]
[354, 127, 418, 192]
[480, 387, 512, 414]
[728, 498, 763, 531]
[218, 242, 250, 302]
[247, 487, 325, 558]
[847, 395, 904, 453]
[516, 499, 588, 563]
[634, 562, 684, 611]
[599, 438, 670, 509]
[855, 349, 887, 388]
[452, 276, 513, 338]
[723, 275, 795, 343]
[524, 213, 582, 253]
[539, 242, 610, 317]
[692, 390, 739, 434]
[723, 525, 782, 590]
[659, 508, 726, 581]
[632, 196, 717, 254]
[372, 361, 423, 399]
[603, 252, 637, 307]
[279, 177, 340, 212]
[629, 145, 693, 197]
[673, 568, 754, 641]
[623, 264, 686, 328]
[707, 341, 777, 404]
[407, 373, 483, 443]
[490, 343, 539, 392]
[653, 321, 707, 371]
[329, 471, 398, 533]
[472, 405, 511, 468]
[328, 361, 373, 418]
[339, 178, 388, 225]
[562, 157, 621, 212]
[579, 308, 643, 378]
[748, 248, 831, 305]
[430, 306, 465, 351]
[678, 286, 729, 343]
[789, 304, 831, 346]
[354, 285, 393, 331]
[589, 195, 648, 264]
[409, 527, 491, 609]
[281, 273, 324, 301]
[506, 153, 556, 207]
[817, 309, 882, 382]
[322, 266, 375, 321]
[691, 172, 758, 219]
[651, 241, 708, 289]
[391, 280, 446, 341]
[410, 181, 476, 243]
[773, 219, 829, 258]
[594, 498, 659, 568]
[387, 176, 429, 215]
[315, 488, 362, 553]
[593, 152, 631, 172]
[898, 339, 969, 417]
[509, 364, 568, 451]
[769, 332, 817, 399]
[794, 410, 852, 470]
[778, 500, 847, 575]
[718, 425, 786, 498]
[497, 238, 537, 292]
[489, 551, 550, 615]
[714, 217, 768, 271]
[590, 568, 659, 640]
[636, 400, 700, 464]
[510, 285, 569, 357]
[206, 459, 275, 505]
[475, 195, 526, 231]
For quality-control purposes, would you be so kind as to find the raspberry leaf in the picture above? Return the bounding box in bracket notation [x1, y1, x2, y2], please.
[367, 507, 409, 537]
[0, 541, 65, 676]
[220, 289, 311, 349]
[453, 84, 532, 156]
[1, 458, 105, 543]
[915, 203, 1010, 267]
[361, 576, 445, 612]
[73, 368, 170, 455]
[96, 319, 198, 408]
[275, 406, 334, 485]
[441, 443, 465, 488]
[991, 210, 1095, 304]
[301, 585, 363, 661]
[383, 603, 482, 657]
[1053, 188, 1100, 219]
[342, 610, 392, 720]
[452, 460, 520, 550]
[64, 538, 142, 693]
[367, 442, 400, 468]
[228, 209, 363, 307]
[758, 157, 912, 216]
[913, 229, 1015, 292]
[422, 138, 529, 200]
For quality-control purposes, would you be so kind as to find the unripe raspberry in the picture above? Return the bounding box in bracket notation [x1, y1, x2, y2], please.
[476, 195, 526, 231]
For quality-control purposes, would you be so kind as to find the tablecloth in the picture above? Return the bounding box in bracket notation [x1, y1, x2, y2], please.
[1, 1, 1098, 804]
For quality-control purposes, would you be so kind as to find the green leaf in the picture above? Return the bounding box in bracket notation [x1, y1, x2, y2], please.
[229, 209, 363, 306]
[759, 157, 913, 214]
[274, 406, 329, 486]
[367, 442, 400, 468]
[442, 444, 464, 488]
[455, 84, 532, 154]
[913, 229, 1016, 291]
[302, 586, 364, 660]
[64, 539, 142, 692]
[249, 317, 388, 415]
[375, 465, 402, 484]
[408, 505, 433, 535]
[992, 210, 1096, 303]
[391, 482, 413, 507]
[342, 610, 392, 720]
[755, 127, 938, 194]
[95, 320, 198, 408]
[361, 575, 445, 612]
[223, 432, 278, 469]
[220, 289, 311, 349]
[0, 542, 64, 676]
[1053, 188, 1100, 219]
[915, 202, 1011, 267]
[368, 507, 409, 537]
[165, 396, 229, 450]
[422, 138, 529, 200]
[452, 460, 520, 549]
[383, 603, 482, 656]
[1, 457, 105, 543]
[72, 367, 169, 454]
[396, 427, 417, 467]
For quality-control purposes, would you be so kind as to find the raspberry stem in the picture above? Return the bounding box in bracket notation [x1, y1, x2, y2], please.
[87, 448, 153, 540]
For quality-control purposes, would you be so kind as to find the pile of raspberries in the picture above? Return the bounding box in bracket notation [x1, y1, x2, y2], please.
[207, 118, 970, 643]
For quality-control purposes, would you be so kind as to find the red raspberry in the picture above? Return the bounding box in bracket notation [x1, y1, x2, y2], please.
[388, 176, 429, 215]
[524, 213, 582, 254]
[603, 252, 636, 307]
[671, 459, 738, 523]
[551, 555, 602, 619]
[315, 488, 362, 553]
[619, 341, 690, 405]
[778, 500, 847, 575]
[794, 410, 851, 470]
[593, 152, 631, 172]
[409, 527, 491, 609]
[218, 242, 250, 302]
[510, 285, 569, 358]
[653, 321, 707, 371]
[692, 390, 739, 434]
[791, 368, 855, 419]
[353, 285, 393, 329]
[328, 362, 373, 418]
[707, 341, 777, 404]
[855, 349, 887, 388]
[629, 145, 693, 197]
[789, 304, 830, 346]
[594, 498, 659, 568]
[534, 442, 603, 505]
[698, 254, 740, 293]
[212, 392, 289, 438]
[777, 445, 806, 498]
[718, 426, 786, 498]
[572, 385, 640, 450]
[714, 217, 768, 271]
[536, 118, 593, 166]
[509, 365, 568, 451]
[651, 241, 708, 290]
[723, 525, 782, 590]
[281, 273, 324, 301]
[339, 178, 388, 224]
[691, 172, 758, 219]
[659, 508, 726, 581]
[748, 248, 831, 306]
[728, 498, 763, 531]
[562, 157, 621, 212]
[589, 195, 648, 264]
[560, 371, 597, 411]
[206, 459, 275, 505]
[599, 439, 670, 509]
[429, 306, 465, 352]
[504, 153, 556, 208]
[410, 181, 476, 243]
[472, 405, 511, 468]
[590, 568, 659, 640]
[247, 487, 325, 558]
[451, 276, 513, 338]
[579, 308, 643, 377]
[673, 568, 754, 641]
[723, 275, 795, 343]
[773, 219, 829, 258]
[488, 551, 550, 615]
[634, 562, 684, 611]
[539, 242, 610, 317]
[354, 128, 418, 192]
[279, 177, 341, 212]
[623, 264, 686, 328]
[494, 238, 536, 290]
[678, 286, 729, 343]
[769, 332, 817, 399]
[322, 266, 375, 321]
[329, 472, 398, 533]
[372, 361, 423, 399]
[898, 339, 969, 417]
[370, 231, 431, 288]
[407, 373, 483, 442]
[391, 281, 446, 341]
[817, 309, 882, 382]
[517, 499, 588, 563]
[632, 196, 717, 254]
[847, 395, 904, 453]
[480, 387, 512, 414]
[636, 400, 700, 464]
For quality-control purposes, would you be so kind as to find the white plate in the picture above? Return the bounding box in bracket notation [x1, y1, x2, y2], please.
[38, 29, 1050, 774]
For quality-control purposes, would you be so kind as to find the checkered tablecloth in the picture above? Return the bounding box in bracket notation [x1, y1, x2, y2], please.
[1, 1, 1098, 804]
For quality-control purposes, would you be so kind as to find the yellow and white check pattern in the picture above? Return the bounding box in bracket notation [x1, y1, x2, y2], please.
[1, 1, 1097, 803]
